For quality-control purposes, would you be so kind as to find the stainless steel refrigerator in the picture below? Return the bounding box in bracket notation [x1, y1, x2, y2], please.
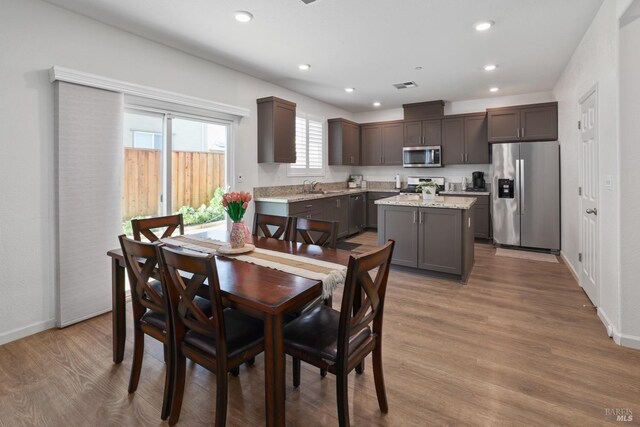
[492, 141, 560, 252]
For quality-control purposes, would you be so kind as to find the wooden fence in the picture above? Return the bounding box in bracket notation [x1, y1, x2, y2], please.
[123, 148, 225, 219]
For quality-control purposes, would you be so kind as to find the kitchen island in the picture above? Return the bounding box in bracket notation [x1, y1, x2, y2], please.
[375, 195, 477, 282]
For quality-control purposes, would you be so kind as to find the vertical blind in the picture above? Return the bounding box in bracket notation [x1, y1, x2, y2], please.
[291, 117, 324, 174]
[55, 82, 124, 327]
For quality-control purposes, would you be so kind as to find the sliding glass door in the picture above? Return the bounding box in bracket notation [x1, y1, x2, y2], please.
[122, 110, 230, 235]
[169, 117, 228, 231]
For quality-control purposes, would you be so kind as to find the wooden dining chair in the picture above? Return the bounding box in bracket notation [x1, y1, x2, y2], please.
[132, 214, 184, 242]
[252, 213, 292, 240]
[283, 240, 395, 427]
[157, 246, 265, 426]
[290, 217, 338, 249]
[118, 235, 174, 420]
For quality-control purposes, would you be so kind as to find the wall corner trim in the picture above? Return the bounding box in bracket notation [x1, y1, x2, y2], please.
[560, 251, 579, 284]
[49, 66, 250, 118]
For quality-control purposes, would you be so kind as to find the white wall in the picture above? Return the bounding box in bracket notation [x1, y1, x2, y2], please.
[0, 0, 355, 344]
[618, 6, 640, 346]
[352, 92, 556, 184]
[552, 0, 621, 338]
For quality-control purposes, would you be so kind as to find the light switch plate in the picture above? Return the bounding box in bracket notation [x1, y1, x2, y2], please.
[604, 175, 613, 190]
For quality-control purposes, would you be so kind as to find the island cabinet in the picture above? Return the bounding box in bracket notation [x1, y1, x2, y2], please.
[377, 205, 419, 267]
[328, 118, 360, 165]
[441, 113, 488, 165]
[257, 97, 296, 163]
[361, 121, 404, 165]
[378, 204, 475, 281]
[487, 102, 558, 143]
[444, 194, 491, 239]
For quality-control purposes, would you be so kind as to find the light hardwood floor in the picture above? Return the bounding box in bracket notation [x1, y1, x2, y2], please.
[1, 232, 639, 426]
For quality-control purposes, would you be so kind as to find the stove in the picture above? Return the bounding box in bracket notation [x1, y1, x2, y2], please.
[400, 176, 445, 195]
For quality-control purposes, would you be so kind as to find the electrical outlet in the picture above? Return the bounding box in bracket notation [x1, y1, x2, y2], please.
[237, 174, 243, 184]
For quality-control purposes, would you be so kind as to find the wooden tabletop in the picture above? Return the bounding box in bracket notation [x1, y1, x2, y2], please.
[107, 229, 352, 315]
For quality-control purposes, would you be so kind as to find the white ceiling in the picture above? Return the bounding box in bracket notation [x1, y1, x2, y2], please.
[43, 0, 603, 112]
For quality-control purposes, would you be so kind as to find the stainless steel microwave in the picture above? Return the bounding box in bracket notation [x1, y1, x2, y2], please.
[403, 146, 442, 168]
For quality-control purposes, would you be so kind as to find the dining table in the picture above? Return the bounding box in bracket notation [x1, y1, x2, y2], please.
[107, 229, 352, 427]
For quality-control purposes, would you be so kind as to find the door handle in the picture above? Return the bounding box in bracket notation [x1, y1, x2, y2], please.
[517, 127, 520, 138]
[413, 211, 417, 223]
[520, 159, 525, 214]
[586, 208, 598, 215]
[522, 127, 525, 138]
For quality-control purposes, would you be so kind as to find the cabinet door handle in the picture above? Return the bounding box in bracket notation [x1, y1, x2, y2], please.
[522, 127, 525, 138]
[465, 153, 468, 162]
[461, 153, 464, 162]
[306, 215, 311, 219]
[413, 211, 417, 223]
[305, 204, 313, 208]
[517, 127, 520, 138]
[336, 200, 340, 208]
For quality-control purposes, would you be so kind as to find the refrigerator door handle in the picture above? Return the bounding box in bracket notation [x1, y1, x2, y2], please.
[515, 158, 521, 215]
[520, 159, 525, 214]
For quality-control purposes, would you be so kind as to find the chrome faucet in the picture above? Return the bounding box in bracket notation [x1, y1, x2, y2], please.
[302, 180, 311, 193]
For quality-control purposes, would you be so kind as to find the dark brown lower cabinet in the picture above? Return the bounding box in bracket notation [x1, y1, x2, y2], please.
[322, 196, 349, 239]
[377, 204, 474, 280]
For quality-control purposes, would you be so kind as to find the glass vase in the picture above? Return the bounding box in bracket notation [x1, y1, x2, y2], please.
[230, 221, 246, 249]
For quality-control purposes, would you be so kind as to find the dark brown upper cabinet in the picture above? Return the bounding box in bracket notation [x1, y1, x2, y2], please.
[403, 119, 442, 147]
[328, 118, 360, 165]
[402, 100, 445, 120]
[442, 113, 488, 165]
[257, 97, 296, 163]
[361, 121, 404, 166]
[487, 102, 558, 143]
[361, 124, 382, 166]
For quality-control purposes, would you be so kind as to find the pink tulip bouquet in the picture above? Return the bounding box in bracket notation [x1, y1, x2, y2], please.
[222, 191, 252, 222]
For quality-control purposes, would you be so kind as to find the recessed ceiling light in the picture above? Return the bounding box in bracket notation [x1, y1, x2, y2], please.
[298, 64, 311, 71]
[373, 101, 381, 107]
[489, 87, 499, 92]
[484, 64, 497, 71]
[475, 20, 494, 31]
[234, 11, 253, 23]
[344, 87, 355, 93]
[415, 66, 423, 71]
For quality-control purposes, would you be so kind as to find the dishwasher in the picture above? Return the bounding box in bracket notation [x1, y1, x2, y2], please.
[348, 194, 365, 235]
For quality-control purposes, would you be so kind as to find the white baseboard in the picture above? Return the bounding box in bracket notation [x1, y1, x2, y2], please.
[597, 308, 622, 345]
[0, 318, 56, 346]
[58, 307, 112, 328]
[560, 251, 579, 284]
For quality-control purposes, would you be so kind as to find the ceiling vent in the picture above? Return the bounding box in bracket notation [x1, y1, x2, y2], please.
[393, 81, 419, 89]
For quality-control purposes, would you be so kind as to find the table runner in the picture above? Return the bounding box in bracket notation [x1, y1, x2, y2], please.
[161, 235, 347, 299]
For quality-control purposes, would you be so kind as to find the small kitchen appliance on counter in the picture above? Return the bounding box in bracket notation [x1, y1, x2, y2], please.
[348, 174, 363, 188]
[400, 176, 445, 195]
[472, 171, 486, 190]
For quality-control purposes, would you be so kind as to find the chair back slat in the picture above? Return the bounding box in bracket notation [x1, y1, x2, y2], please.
[291, 217, 338, 249]
[157, 246, 227, 353]
[337, 240, 395, 355]
[252, 213, 292, 240]
[119, 235, 165, 314]
[132, 214, 184, 242]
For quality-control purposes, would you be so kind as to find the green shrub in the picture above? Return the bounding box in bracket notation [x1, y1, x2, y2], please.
[122, 187, 226, 234]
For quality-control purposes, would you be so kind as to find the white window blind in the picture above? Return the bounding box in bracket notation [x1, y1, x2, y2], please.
[289, 116, 325, 176]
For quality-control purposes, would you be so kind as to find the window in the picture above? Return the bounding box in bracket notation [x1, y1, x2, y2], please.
[288, 116, 324, 176]
[132, 130, 162, 149]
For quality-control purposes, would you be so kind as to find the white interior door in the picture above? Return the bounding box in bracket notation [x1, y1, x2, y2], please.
[579, 89, 599, 305]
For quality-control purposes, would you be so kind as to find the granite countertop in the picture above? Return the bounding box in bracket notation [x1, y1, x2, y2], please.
[375, 195, 477, 210]
[439, 190, 491, 196]
[255, 188, 400, 204]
